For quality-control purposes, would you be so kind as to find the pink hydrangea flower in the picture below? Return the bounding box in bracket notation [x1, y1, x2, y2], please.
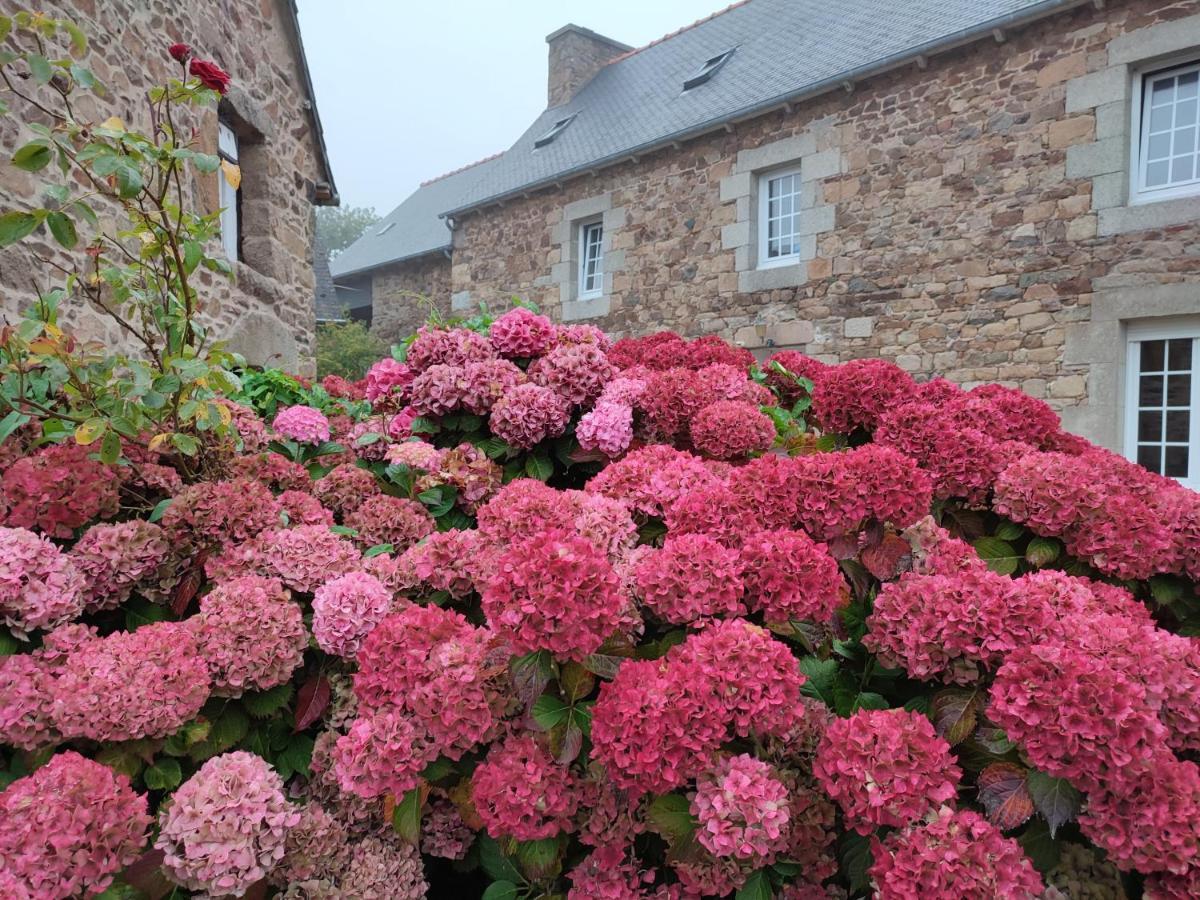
[157, 752, 300, 896]
[489, 306, 557, 358]
[52, 620, 210, 741]
[273, 404, 331, 444]
[814, 708, 960, 834]
[690, 400, 776, 460]
[260, 525, 360, 593]
[340, 833, 428, 898]
[409, 363, 467, 417]
[422, 793, 475, 860]
[740, 530, 844, 624]
[870, 807, 1043, 899]
[193, 575, 308, 696]
[312, 571, 395, 658]
[228, 451, 312, 492]
[488, 382, 571, 449]
[364, 357, 414, 405]
[415, 442, 503, 513]
[343, 494, 435, 551]
[400, 529, 481, 598]
[333, 707, 438, 799]
[586, 445, 722, 519]
[811, 358, 915, 434]
[460, 358, 527, 414]
[691, 754, 791, 860]
[481, 528, 628, 661]
[528, 342, 616, 406]
[71, 519, 169, 611]
[0, 526, 85, 636]
[406, 326, 495, 372]
[0, 751, 150, 898]
[472, 731, 581, 840]
[163, 477, 283, 546]
[576, 400, 635, 457]
[0, 442, 119, 537]
[278, 489, 334, 526]
[0, 653, 56, 750]
[311, 462, 381, 516]
[632, 533, 746, 623]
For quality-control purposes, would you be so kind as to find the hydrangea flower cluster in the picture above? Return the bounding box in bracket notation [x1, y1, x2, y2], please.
[489, 306, 557, 357]
[0, 441, 119, 536]
[311, 571, 394, 658]
[814, 708, 960, 833]
[343, 494, 435, 550]
[193, 575, 307, 695]
[273, 404, 332, 444]
[363, 357, 414, 406]
[259, 525, 360, 592]
[157, 752, 300, 896]
[488, 382, 571, 448]
[632, 533, 746, 623]
[0, 751, 150, 898]
[71, 519, 169, 611]
[691, 754, 791, 860]
[472, 731, 581, 840]
[689, 399, 776, 459]
[0, 526, 85, 635]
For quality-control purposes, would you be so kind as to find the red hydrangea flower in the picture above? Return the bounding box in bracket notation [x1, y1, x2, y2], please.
[482, 528, 628, 661]
[811, 358, 915, 434]
[472, 731, 580, 840]
[409, 363, 468, 417]
[814, 708, 960, 833]
[0, 751, 150, 898]
[399, 529, 481, 598]
[343, 494, 435, 551]
[1, 442, 119, 537]
[277, 489, 333, 526]
[690, 400, 776, 460]
[333, 707, 438, 799]
[416, 442, 503, 513]
[691, 754, 791, 860]
[228, 451, 311, 492]
[869, 807, 1043, 899]
[488, 382, 571, 449]
[765, 350, 828, 405]
[740, 529, 843, 624]
[632, 533, 745, 623]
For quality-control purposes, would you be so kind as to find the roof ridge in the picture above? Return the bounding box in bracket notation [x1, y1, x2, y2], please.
[419, 151, 504, 187]
[605, 0, 754, 65]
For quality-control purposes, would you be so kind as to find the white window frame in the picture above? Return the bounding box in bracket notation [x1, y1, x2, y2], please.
[218, 120, 239, 261]
[578, 220, 604, 300]
[757, 166, 803, 269]
[1130, 58, 1200, 205]
[1124, 318, 1200, 489]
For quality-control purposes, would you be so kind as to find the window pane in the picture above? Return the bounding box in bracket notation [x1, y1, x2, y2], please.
[1169, 338, 1193, 370]
[1152, 77, 1175, 102]
[1167, 410, 1191, 441]
[1139, 410, 1163, 441]
[1138, 444, 1163, 473]
[1168, 374, 1191, 406]
[1140, 374, 1164, 406]
[1141, 340, 1166, 371]
[1171, 156, 1196, 183]
[1165, 445, 1190, 478]
[1145, 159, 1171, 186]
[1180, 71, 1199, 97]
[1150, 105, 1174, 132]
[1177, 100, 1198, 128]
[1148, 132, 1172, 159]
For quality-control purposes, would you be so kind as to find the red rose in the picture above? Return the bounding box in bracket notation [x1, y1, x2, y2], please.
[168, 42, 192, 63]
[188, 58, 231, 94]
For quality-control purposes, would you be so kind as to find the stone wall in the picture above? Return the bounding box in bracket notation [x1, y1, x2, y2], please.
[406, 0, 1200, 449]
[0, 0, 328, 374]
[370, 253, 453, 345]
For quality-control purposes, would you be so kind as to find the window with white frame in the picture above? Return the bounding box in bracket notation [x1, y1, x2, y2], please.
[1134, 61, 1200, 203]
[758, 167, 802, 268]
[578, 221, 604, 299]
[218, 120, 239, 260]
[1125, 320, 1200, 488]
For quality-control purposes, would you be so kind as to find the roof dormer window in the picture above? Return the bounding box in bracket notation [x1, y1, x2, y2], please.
[376, 222, 395, 236]
[534, 114, 578, 149]
[683, 48, 735, 91]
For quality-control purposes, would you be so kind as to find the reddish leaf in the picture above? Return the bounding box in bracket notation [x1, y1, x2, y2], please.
[170, 550, 208, 616]
[978, 763, 1035, 831]
[122, 848, 173, 900]
[243, 881, 269, 900]
[554, 721, 584, 765]
[861, 533, 913, 581]
[294, 673, 331, 732]
[827, 533, 860, 560]
[931, 687, 981, 746]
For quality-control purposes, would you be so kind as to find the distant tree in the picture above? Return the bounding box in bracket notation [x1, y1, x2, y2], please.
[316, 319, 386, 380]
[316, 205, 380, 257]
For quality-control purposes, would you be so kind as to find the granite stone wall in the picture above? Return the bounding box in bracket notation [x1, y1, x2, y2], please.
[0, 0, 328, 374]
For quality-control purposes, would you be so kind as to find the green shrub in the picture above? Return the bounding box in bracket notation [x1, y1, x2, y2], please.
[316, 319, 386, 381]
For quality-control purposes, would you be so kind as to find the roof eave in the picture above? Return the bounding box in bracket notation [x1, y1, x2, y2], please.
[280, 0, 340, 207]
[329, 243, 453, 280]
[439, 0, 1088, 219]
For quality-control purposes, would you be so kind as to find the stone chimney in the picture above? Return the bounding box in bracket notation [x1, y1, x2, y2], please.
[546, 24, 631, 108]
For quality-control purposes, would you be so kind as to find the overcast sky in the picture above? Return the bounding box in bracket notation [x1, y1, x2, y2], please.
[296, 0, 729, 214]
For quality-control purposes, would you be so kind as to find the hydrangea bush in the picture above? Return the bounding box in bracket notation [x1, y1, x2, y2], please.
[1, 18, 1199, 900]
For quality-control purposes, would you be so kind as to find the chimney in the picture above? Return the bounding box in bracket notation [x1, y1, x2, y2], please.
[546, 24, 631, 108]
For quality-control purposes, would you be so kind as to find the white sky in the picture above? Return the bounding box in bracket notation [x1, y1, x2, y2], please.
[296, 0, 731, 213]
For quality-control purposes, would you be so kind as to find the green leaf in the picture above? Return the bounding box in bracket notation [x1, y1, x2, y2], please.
[148, 497, 173, 522]
[192, 152, 221, 174]
[420, 757, 455, 783]
[481, 882, 519, 900]
[850, 691, 889, 712]
[838, 830, 873, 895]
[993, 520, 1025, 541]
[241, 683, 294, 718]
[330, 525, 358, 537]
[1024, 536, 1061, 568]
[189, 704, 249, 760]
[525, 452, 553, 482]
[409, 416, 438, 435]
[531, 695, 570, 730]
[1150, 575, 1187, 607]
[124, 596, 169, 632]
[26, 53, 51, 84]
[364, 543, 393, 558]
[798, 656, 839, 710]
[12, 141, 51, 171]
[972, 537, 1019, 575]
[170, 433, 200, 456]
[44, 210, 76, 249]
[931, 687, 982, 746]
[0, 211, 40, 247]
[1017, 818, 1061, 872]
[63, 21, 88, 55]
[646, 793, 698, 843]
[0, 410, 30, 444]
[514, 836, 562, 881]
[479, 835, 523, 883]
[98, 429, 122, 465]
[142, 757, 182, 791]
[735, 870, 772, 900]
[392, 787, 423, 844]
[276, 734, 315, 779]
[0, 629, 19, 656]
[1026, 771, 1082, 838]
[183, 240, 203, 274]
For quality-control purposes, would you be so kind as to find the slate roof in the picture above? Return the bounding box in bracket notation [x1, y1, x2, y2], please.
[333, 0, 1079, 277]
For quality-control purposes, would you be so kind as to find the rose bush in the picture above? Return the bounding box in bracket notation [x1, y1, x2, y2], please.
[1, 14, 1199, 900]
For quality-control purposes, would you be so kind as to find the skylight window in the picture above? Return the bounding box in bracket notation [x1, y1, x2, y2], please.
[683, 48, 735, 91]
[534, 114, 578, 149]
[376, 222, 395, 236]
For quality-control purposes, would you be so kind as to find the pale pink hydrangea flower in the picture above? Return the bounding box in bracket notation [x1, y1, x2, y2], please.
[260, 525, 360, 593]
[576, 400, 635, 457]
[311, 571, 395, 658]
[70, 519, 169, 611]
[157, 752, 300, 897]
[0, 526, 85, 637]
[273, 405, 332, 444]
[691, 754, 791, 860]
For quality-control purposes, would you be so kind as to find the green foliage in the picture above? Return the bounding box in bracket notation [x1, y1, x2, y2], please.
[0, 11, 242, 477]
[316, 318, 387, 381]
[315, 204, 379, 257]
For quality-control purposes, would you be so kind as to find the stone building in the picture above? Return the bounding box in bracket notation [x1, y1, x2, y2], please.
[333, 0, 1200, 488]
[0, 0, 337, 374]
